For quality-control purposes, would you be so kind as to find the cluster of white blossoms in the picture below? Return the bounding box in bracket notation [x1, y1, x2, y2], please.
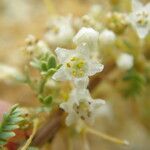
[129, 0, 150, 39]
[25, 34, 50, 57]
[45, 16, 75, 47]
[52, 27, 105, 126]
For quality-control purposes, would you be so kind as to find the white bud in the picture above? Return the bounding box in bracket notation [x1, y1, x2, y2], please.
[73, 27, 99, 47]
[25, 34, 36, 44]
[99, 29, 116, 44]
[37, 40, 50, 54]
[117, 53, 134, 70]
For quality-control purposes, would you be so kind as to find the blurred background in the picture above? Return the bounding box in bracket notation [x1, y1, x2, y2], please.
[0, 0, 150, 150]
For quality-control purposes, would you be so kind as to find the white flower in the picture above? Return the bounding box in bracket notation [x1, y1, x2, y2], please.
[99, 29, 116, 44]
[117, 53, 134, 70]
[60, 88, 105, 126]
[45, 16, 75, 46]
[129, 0, 150, 38]
[52, 43, 104, 82]
[73, 27, 99, 50]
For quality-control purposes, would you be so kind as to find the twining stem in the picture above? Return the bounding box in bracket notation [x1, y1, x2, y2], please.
[86, 126, 129, 146]
[20, 119, 39, 150]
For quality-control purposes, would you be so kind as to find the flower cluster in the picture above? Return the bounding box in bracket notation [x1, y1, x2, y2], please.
[25, 34, 50, 57]
[52, 28, 105, 126]
[45, 16, 75, 47]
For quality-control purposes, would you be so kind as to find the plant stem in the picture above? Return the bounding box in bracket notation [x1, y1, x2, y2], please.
[31, 109, 64, 147]
[86, 126, 129, 146]
[20, 119, 39, 150]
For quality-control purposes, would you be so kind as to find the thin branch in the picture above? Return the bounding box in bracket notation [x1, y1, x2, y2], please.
[31, 109, 64, 147]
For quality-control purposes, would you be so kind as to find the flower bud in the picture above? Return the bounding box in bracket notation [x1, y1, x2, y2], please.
[117, 53, 134, 70]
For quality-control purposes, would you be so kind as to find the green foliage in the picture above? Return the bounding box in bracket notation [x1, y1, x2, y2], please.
[25, 52, 62, 106]
[38, 95, 53, 106]
[122, 69, 146, 97]
[30, 53, 60, 77]
[0, 104, 24, 146]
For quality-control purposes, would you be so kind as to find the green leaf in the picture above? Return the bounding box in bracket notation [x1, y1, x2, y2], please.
[0, 140, 7, 145]
[3, 125, 19, 131]
[48, 56, 56, 69]
[0, 132, 15, 140]
[43, 95, 53, 105]
[0, 104, 25, 146]
[41, 61, 48, 71]
[9, 117, 24, 124]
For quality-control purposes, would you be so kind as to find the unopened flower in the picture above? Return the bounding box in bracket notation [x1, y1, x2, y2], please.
[81, 15, 103, 31]
[45, 16, 75, 46]
[99, 29, 116, 44]
[106, 12, 128, 34]
[117, 53, 134, 70]
[52, 43, 103, 82]
[25, 35, 50, 56]
[129, 0, 150, 39]
[73, 27, 99, 50]
[60, 88, 105, 126]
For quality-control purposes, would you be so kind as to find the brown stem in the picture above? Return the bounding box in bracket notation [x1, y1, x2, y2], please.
[31, 108, 64, 147]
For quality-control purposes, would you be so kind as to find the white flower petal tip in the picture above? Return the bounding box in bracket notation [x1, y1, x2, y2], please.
[98, 100, 106, 105]
[52, 67, 70, 81]
[55, 47, 72, 63]
[88, 62, 104, 76]
[117, 53, 134, 70]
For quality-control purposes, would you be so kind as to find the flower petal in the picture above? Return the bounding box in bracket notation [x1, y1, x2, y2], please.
[73, 77, 89, 89]
[132, 0, 143, 11]
[66, 113, 77, 126]
[52, 66, 71, 81]
[88, 61, 104, 76]
[55, 47, 73, 63]
[136, 26, 149, 39]
[76, 43, 90, 59]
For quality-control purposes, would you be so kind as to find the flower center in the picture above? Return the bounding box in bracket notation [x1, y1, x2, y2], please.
[73, 101, 91, 120]
[136, 11, 149, 27]
[66, 56, 87, 78]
